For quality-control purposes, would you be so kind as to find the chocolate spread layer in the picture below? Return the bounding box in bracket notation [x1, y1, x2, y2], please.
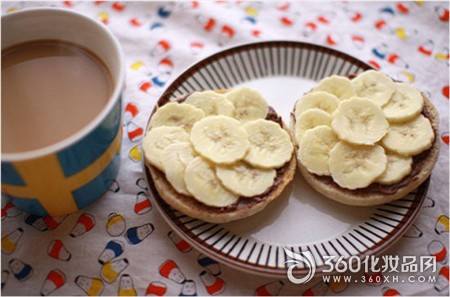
[151, 92, 290, 213]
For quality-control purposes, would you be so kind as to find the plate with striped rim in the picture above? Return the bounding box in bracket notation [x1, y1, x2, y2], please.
[143, 41, 428, 278]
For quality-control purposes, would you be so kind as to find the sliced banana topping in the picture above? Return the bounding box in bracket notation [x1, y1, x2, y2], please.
[149, 102, 205, 131]
[295, 108, 332, 143]
[329, 141, 387, 190]
[298, 126, 339, 176]
[376, 153, 413, 185]
[331, 97, 389, 145]
[185, 91, 235, 117]
[381, 114, 434, 156]
[294, 91, 340, 119]
[184, 157, 239, 207]
[244, 119, 294, 169]
[382, 83, 424, 123]
[162, 143, 197, 195]
[225, 87, 269, 122]
[352, 70, 395, 107]
[294, 70, 436, 191]
[190, 115, 249, 164]
[216, 161, 276, 197]
[144, 87, 298, 208]
[142, 126, 190, 172]
[313, 75, 356, 100]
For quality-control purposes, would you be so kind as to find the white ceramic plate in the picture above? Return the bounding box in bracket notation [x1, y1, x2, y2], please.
[143, 41, 428, 278]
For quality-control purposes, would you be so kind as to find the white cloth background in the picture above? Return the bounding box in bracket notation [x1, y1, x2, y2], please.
[1, 1, 449, 296]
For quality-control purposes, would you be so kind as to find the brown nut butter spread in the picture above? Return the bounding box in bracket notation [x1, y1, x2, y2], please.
[152, 93, 290, 213]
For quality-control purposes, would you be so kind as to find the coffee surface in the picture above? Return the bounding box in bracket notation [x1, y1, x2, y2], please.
[2, 40, 113, 153]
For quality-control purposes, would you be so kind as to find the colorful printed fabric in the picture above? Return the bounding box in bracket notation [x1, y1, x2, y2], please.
[1, 1, 449, 296]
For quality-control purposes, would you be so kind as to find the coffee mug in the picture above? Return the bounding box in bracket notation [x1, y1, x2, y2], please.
[1, 8, 125, 216]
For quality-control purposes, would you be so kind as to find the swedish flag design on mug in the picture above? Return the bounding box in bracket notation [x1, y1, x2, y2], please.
[1, 101, 122, 217]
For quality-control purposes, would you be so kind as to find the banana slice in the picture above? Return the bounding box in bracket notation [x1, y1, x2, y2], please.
[162, 143, 197, 195]
[329, 141, 387, 190]
[381, 114, 434, 156]
[312, 75, 356, 100]
[225, 87, 269, 122]
[190, 115, 249, 164]
[185, 91, 235, 117]
[376, 153, 413, 185]
[298, 126, 339, 176]
[244, 119, 294, 168]
[382, 83, 424, 123]
[184, 157, 239, 207]
[216, 161, 276, 197]
[295, 108, 332, 143]
[142, 126, 190, 171]
[352, 70, 395, 107]
[331, 97, 389, 145]
[149, 102, 205, 131]
[294, 91, 340, 119]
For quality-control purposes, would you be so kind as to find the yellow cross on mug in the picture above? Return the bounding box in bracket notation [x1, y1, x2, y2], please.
[2, 130, 122, 216]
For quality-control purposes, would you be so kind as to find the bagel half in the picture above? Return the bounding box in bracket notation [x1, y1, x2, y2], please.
[145, 92, 296, 223]
[291, 92, 440, 206]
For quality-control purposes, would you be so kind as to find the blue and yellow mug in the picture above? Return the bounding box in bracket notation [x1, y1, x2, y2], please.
[1, 8, 125, 216]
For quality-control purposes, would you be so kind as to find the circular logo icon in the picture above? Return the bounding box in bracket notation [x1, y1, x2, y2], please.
[284, 246, 316, 284]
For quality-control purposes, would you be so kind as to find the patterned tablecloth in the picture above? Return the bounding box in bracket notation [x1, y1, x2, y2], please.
[1, 1, 449, 296]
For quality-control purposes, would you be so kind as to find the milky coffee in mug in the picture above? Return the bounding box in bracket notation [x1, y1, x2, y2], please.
[1, 8, 125, 217]
[2, 40, 114, 153]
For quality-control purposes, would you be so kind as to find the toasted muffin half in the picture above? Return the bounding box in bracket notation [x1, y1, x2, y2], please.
[291, 87, 440, 206]
[144, 91, 296, 223]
